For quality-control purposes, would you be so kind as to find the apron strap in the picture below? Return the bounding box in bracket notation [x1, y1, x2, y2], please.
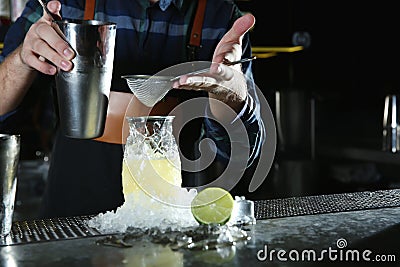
[84, 0, 96, 20]
[187, 0, 207, 60]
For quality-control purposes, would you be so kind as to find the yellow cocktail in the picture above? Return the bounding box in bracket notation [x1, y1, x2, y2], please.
[122, 156, 182, 196]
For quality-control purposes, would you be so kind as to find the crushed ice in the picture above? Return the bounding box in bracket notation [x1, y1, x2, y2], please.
[94, 224, 250, 251]
[87, 188, 253, 252]
[87, 187, 199, 234]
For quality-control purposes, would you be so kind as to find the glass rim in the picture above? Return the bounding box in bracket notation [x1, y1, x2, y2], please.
[55, 19, 116, 27]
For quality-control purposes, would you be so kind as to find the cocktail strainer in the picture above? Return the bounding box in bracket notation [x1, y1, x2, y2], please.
[121, 75, 173, 107]
[122, 57, 256, 107]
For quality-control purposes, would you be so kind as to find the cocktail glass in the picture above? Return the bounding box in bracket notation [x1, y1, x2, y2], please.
[122, 116, 182, 205]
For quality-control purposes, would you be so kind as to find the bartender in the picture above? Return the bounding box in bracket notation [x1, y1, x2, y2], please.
[0, 0, 264, 218]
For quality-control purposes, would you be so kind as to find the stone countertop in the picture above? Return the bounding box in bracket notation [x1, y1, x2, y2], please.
[1, 206, 399, 267]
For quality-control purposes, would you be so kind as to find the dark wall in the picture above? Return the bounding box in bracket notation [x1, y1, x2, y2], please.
[237, 0, 399, 148]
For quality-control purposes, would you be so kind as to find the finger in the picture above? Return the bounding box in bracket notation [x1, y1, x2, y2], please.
[38, 1, 61, 22]
[213, 64, 234, 81]
[178, 76, 219, 92]
[48, 1, 62, 15]
[33, 23, 75, 61]
[212, 43, 242, 66]
[46, 1, 62, 20]
[24, 52, 57, 75]
[30, 33, 73, 71]
[219, 13, 255, 45]
[212, 14, 254, 64]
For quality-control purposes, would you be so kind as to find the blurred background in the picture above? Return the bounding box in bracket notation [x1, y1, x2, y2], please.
[1, 0, 399, 220]
[235, 0, 400, 200]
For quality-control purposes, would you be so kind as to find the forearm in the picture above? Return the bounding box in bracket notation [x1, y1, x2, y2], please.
[208, 96, 245, 123]
[0, 45, 37, 115]
[204, 94, 263, 166]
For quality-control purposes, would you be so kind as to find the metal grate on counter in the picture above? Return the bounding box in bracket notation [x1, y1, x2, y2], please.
[0, 216, 102, 246]
[254, 189, 400, 220]
[1, 189, 400, 246]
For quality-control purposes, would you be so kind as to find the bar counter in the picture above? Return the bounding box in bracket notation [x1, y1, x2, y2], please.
[1, 190, 399, 266]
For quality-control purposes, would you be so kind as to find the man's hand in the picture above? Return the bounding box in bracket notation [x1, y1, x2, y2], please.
[19, 0, 74, 75]
[212, 13, 255, 69]
[0, 1, 75, 115]
[175, 13, 255, 119]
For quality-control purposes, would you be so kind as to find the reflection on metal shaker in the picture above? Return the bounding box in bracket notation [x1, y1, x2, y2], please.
[0, 134, 20, 237]
[382, 95, 400, 153]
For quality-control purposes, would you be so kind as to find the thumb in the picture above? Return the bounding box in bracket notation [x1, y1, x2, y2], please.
[221, 13, 255, 44]
[47, 0, 62, 18]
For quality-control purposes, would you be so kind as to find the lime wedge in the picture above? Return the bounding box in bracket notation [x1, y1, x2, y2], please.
[191, 187, 234, 225]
